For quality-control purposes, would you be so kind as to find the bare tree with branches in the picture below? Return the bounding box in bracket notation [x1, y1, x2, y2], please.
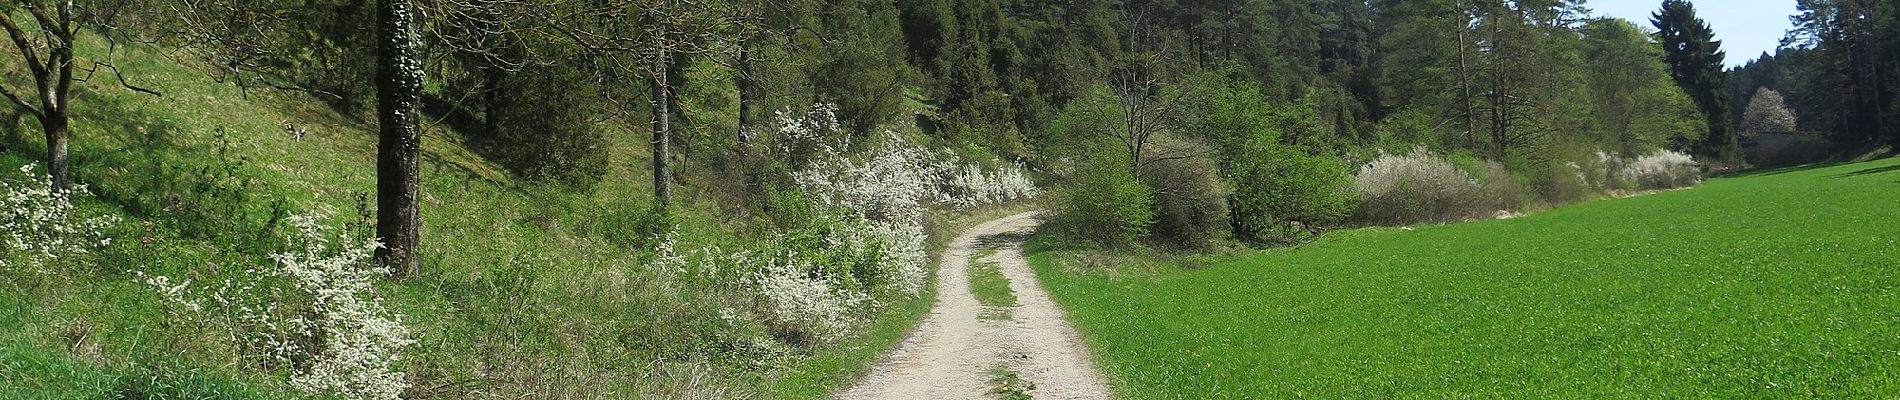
[1, 0, 160, 191]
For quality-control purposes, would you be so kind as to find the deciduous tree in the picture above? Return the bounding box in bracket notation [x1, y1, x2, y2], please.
[1, 0, 160, 191]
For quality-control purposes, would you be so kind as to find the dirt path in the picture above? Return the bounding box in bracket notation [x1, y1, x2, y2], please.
[838, 212, 1112, 400]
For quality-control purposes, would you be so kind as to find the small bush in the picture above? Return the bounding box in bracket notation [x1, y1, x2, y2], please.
[752, 251, 869, 346]
[1619, 150, 1700, 190]
[1352, 150, 1481, 225]
[1139, 140, 1230, 249]
[271, 215, 413, 400]
[1230, 146, 1356, 243]
[1592, 151, 1633, 191]
[1054, 151, 1154, 247]
[1473, 161, 1528, 211]
[1532, 161, 1593, 205]
[586, 201, 676, 249]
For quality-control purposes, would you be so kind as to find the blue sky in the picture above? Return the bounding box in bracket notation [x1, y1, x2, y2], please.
[1585, 0, 1800, 68]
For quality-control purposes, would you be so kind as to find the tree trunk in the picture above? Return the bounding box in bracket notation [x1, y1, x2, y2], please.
[1457, 23, 1476, 150]
[44, 113, 70, 191]
[483, 64, 507, 140]
[374, 0, 425, 278]
[736, 39, 755, 152]
[652, 49, 673, 208]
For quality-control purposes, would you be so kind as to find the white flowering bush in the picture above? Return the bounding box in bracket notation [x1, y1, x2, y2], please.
[781, 104, 1038, 219]
[792, 137, 1038, 219]
[1352, 149, 1487, 225]
[0, 163, 119, 273]
[794, 136, 937, 225]
[273, 214, 413, 400]
[1591, 150, 1701, 192]
[939, 161, 1040, 210]
[133, 213, 412, 400]
[1618, 149, 1700, 190]
[751, 251, 869, 343]
[720, 104, 1039, 344]
[773, 103, 850, 169]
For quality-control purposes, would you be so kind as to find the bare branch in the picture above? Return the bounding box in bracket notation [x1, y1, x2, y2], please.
[0, 83, 42, 118]
[0, 13, 48, 80]
[75, 60, 161, 96]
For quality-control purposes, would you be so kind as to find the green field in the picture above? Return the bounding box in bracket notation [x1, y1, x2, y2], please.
[1030, 158, 1900, 398]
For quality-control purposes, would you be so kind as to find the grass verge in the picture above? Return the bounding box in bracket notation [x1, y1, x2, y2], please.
[969, 246, 1018, 320]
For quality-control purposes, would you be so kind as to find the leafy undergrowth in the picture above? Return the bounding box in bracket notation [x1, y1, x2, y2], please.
[0, 31, 1034, 399]
[1030, 157, 1900, 398]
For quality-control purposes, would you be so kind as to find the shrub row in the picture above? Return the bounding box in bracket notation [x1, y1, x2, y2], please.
[1352, 149, 1702, 226]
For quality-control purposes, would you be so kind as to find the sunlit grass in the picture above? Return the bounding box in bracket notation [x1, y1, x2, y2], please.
[1032, 158, 1900, 398]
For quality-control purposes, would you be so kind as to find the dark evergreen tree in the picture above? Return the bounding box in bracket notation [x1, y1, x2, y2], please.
[1653, 0, 1738, 161]
[1788, 0, 1900, 148]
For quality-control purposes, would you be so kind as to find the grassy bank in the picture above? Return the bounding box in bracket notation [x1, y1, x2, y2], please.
[0, 31, 1030, 398]
[1030, 158, 1900, 398]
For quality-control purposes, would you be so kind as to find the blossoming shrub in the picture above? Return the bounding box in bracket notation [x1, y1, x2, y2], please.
[1352, 150, 1486, 225]
[939, 159, 1039, 210]
[736, 104, 1038, 344]
[0, 163, 119, 274]
[752, 252, 870, 346]
[774, 103, 850, 170]
[1618, 150, 1700, 190]
[273, 215, 413, 399]
[1352, 149, 1526, 225]
[135, 213, 412, 400]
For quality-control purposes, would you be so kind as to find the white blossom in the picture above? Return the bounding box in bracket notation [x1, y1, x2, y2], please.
[272, 214, 413, 400]
[752, 251, 868, 341]
[0, 163, 119, 273]
[131, 212, 412, 400]
[1616, 149, 1700, 190]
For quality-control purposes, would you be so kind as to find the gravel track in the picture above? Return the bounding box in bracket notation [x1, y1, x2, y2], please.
[837, 212, 1112, 400]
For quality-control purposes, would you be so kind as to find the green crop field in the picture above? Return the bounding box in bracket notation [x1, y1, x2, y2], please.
[1030, 158, 1900, 398]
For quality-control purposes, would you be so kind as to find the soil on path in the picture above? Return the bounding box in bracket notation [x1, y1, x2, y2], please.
[837, 212, 1112, 400]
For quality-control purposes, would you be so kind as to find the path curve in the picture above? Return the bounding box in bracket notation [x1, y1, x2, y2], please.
[838, 212, 1112, 400]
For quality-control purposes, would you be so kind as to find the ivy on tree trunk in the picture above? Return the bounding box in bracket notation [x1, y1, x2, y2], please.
[375, 0, 425, 278]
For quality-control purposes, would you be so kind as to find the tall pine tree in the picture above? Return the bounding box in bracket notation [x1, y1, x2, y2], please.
[1653, 0, 1737, 161]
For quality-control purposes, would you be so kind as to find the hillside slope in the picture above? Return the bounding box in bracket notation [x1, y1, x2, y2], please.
[0, 34, 1020, 399]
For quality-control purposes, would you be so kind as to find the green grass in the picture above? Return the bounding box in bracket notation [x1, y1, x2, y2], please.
[1030, 157, 1900, 398]
[970, 247, 1018, 320]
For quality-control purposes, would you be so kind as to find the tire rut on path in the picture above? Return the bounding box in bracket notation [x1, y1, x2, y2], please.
[837, 212, 1112, 400]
